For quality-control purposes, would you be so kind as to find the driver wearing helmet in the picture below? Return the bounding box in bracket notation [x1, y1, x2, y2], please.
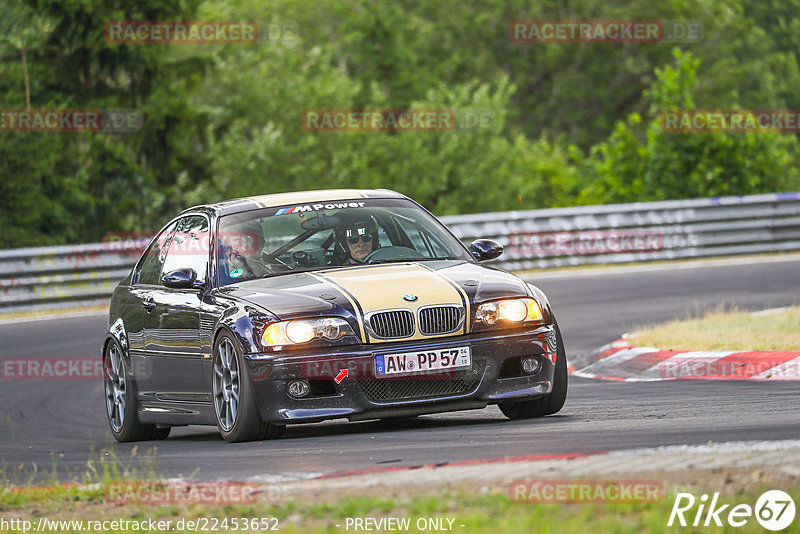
[335, 213, 379, 264]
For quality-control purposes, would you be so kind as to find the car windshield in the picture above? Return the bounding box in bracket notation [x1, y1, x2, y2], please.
[216, 198, 472, 286]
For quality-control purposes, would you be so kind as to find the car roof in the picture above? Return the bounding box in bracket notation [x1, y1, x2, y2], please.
[181, 189, 409, 216]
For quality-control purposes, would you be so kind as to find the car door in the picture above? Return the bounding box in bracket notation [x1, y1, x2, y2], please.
[147, 214, 216, 403]
[127, 219, 180, 399]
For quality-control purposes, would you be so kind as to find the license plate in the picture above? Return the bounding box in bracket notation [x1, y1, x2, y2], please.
[375, 346, 471, 377]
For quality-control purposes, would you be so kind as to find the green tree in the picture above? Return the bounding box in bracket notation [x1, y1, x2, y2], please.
[2, 0, 800, 248]
[579, 49, 800, 203]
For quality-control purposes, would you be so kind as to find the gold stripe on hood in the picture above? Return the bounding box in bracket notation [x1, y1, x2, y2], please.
[315, 263, 464, 342]
[306, 272, 367, 342]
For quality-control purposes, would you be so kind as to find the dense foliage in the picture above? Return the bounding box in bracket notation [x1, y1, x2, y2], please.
[1, 0, 799, 247]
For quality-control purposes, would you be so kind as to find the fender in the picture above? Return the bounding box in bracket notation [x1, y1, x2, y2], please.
[215, 300, 278, 355]
[102, 277, 134, 371]
[103, 318, 130, 362]
[102, 317, 151, 383]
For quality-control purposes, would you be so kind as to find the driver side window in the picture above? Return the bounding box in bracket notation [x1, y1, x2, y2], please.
[135, 220, 179, 285]
[161, 215, 210, 285]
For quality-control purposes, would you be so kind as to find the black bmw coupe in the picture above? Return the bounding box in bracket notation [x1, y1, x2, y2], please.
[103, 189, 567, 442]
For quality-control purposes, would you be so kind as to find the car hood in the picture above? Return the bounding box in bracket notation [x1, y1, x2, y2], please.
[218, 260, 532, 323]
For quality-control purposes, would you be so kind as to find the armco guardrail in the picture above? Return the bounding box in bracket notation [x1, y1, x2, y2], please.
[1, 192, 798, 313]
[0, 241, 147, 313]
[441, 191, 800, 271]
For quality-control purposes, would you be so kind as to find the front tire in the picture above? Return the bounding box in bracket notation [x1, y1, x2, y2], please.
[213, 332, 285, 443]
[499, 321, 568, 420]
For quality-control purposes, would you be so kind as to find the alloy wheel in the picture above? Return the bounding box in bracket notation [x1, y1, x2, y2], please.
[213, 337, 240, 431]
[104, 344, 126, 432]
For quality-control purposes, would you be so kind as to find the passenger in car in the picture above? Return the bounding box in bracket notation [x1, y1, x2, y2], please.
[223, 220, 269, 278]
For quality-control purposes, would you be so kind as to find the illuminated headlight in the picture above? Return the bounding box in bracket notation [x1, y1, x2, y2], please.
[475, 298, 543, 325]
[262, 318, 355, 347]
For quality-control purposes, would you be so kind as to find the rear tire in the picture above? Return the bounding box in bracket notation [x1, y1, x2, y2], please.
[105, 340, 163, 442]
[213, 332, 285, 443]
[499, 321, 568, 420]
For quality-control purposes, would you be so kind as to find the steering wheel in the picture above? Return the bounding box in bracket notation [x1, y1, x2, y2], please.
[260, 249, 292, 270]
[363, 246, 420, 263]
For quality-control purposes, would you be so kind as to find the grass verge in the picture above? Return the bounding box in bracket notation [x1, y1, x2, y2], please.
[630, 306, 800, 351]
[3, 446, 797, 533]
[1, 482, 798, 533]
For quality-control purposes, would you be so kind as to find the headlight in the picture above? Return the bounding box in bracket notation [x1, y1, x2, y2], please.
[262, 317, 355, 347]
[475, 298, 543, 325]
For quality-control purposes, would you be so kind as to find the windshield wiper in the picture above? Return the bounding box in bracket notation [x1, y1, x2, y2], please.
[260, 266, 331, 278]
[367, 257, 448, 265]
[257, 258, 452, 276]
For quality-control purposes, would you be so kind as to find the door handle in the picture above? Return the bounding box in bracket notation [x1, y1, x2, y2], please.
[142, 298, 156, 312]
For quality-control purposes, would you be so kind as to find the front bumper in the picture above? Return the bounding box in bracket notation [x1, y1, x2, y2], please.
[245, 324, 557, 423]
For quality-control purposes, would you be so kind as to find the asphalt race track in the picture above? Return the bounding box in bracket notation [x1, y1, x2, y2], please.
[1, 257, 798, 482]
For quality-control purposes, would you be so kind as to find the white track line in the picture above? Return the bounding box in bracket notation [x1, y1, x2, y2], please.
[526, 253, 800, 280]
[0, 310, 108, 326]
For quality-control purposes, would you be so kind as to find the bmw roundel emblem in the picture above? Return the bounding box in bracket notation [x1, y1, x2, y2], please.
[403, 294, 418, 302]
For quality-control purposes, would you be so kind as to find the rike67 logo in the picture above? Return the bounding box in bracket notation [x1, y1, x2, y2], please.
[668, 490, 796, 531]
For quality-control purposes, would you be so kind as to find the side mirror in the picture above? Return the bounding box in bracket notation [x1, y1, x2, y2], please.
[163, 268, 203, 289]
[469, 239, 503, 262]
